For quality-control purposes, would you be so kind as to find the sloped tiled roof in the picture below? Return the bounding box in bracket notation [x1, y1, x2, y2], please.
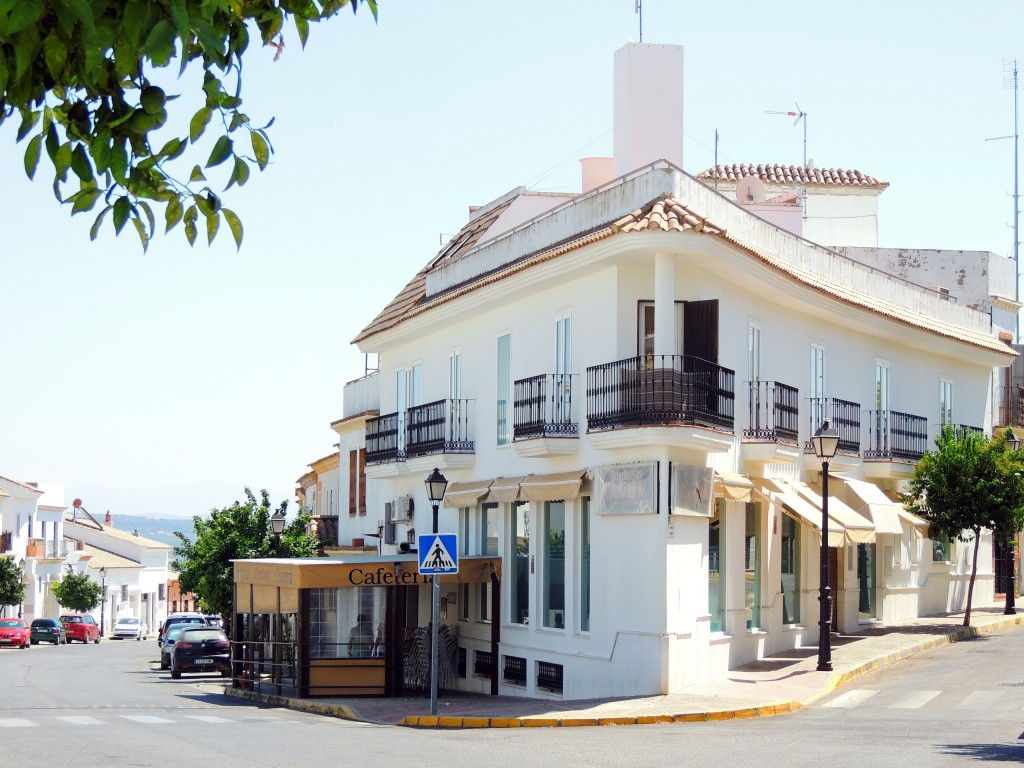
[354, 192, 1008, 357]
[354, 198, 516, 343]
[697, 164, 888, 188]
[78, 543, 141, 569]
[64, 516, 172, 550]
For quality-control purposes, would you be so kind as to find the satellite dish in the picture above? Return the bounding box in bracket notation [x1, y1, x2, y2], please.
[735, 175, 766, 204]
[73, 498, 82, 508]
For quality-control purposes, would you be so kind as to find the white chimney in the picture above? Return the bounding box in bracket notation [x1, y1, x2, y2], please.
[613, 43, 684, 178]
[580, 157, 615, 192]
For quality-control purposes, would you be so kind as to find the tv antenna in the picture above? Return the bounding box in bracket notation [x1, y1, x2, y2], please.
[986, 58, 1021, 341]
[635, 0, 643, 42]
[766, 103, 808, 168]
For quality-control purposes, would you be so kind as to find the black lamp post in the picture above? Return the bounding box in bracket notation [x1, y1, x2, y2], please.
[424, 467, 448, 716]
[270, 510, 286, 557]
[1005, 430, 1021, 615]
[99, 567, 107, 638]
[811, 419, 840, 672]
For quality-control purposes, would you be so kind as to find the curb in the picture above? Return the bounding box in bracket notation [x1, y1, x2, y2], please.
[221, 614, 1024, 730]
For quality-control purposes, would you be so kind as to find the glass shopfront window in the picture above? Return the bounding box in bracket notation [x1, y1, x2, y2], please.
[709, 499, 725, 632]
[745, 502, 762, 630]
[781, 513, 800, 625]
[858, 543, 877, 620]
[480, 503, 499, 556]
[579, 496, 591, 633]
[309, 586, 386, 659]
[511, 502, 530, 624]
[542, 501, 566, 629]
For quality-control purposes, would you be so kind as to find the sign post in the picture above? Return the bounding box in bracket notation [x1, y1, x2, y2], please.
[418, 533, 458, 715]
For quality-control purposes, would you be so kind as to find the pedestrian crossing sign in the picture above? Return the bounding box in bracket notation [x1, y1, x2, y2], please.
[418, 533, 459, 575]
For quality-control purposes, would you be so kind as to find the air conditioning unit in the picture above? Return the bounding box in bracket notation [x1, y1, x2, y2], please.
[391, 495, 414, 523]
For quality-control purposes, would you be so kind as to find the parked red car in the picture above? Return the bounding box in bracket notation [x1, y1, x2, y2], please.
[0, 618, 31, 648]
[59, 613, 101, 644]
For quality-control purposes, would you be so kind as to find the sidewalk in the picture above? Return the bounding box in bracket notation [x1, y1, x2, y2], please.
[223, 603, 1024, 728]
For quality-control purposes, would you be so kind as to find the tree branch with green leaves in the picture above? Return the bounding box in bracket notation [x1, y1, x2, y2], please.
[1, 0, 378, 251]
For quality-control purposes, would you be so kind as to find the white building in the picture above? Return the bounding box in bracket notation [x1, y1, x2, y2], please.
[309, 42, 1016, 701]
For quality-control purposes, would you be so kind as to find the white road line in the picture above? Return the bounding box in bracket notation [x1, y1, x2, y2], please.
[184, 715, 234, 723]
[0, 719, 37, 727]
[120, 715, 175, 724]
[56, 716, 105, 725]
[886, 690, 942, 709]
[955, 691, 1004, 710]
[823, 689, 879, 708]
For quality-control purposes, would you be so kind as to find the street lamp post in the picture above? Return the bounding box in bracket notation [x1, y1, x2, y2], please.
[424, 467, 448, 717]
[99, 567, 107, 638]
[811, 419, 840, 672]
[270, 510, 286, 557]
[1005, 430, 1021, 615]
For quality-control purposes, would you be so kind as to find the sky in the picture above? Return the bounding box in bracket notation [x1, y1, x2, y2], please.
[2, 1, 1023, 519]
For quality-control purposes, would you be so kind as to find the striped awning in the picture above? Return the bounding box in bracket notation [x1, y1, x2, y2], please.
[442, 479, 493, 509]
[714, 470, 754, 502]
[519, 470, 587, 502]
[835, 477, 904, 535]
[484, 476, 528, 503]
[798, 482, 876, 543]
[752, 478, 845, 547]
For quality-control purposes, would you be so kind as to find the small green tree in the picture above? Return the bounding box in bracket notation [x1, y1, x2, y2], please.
[51, 567, 102, 613]
[0, 555, 27, 613]
[172, 488, 318, 622]
[905, 426, 1024, 626]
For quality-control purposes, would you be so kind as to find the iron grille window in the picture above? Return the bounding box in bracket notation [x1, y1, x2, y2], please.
[503, 655, 526, 686]
[473, 650, 493, 677]
[537, 661, 563, 694]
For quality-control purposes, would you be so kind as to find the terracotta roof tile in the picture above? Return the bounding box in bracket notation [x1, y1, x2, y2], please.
[697, 163, 888, 189]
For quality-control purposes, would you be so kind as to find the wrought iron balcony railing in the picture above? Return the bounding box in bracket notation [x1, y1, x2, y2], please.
[366, 412, 404, 464]
[406, 398, 474, 457]
[513, 373, 578, 440]
[864, 409, 928, 461]
[586, 354, 734, 432]
[805, 397, 861, 454]
[744, 380, 799, 444]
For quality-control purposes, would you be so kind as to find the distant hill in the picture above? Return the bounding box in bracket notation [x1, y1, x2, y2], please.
[103, 515, 198, 549]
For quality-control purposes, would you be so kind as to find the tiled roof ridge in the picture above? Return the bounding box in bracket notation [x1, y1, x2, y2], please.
[611, 195, 725, 236]
[697, 163, 888, 188]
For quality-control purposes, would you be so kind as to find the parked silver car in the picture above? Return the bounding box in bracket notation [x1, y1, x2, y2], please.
[113, 616, 147, 640]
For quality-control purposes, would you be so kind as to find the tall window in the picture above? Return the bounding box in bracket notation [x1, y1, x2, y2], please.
[450, 348, 463, 436]
[810, 344, 825, 427]
[497, 334, 511, 445]
[745, 502, 762, 630]
[542, 502, 566, 629]
[480, 503, 499, 556]
[747, 323, 761, 383]
[875, 361, 890, 451]
[459, 507, 471, 556]
[637, 301, 684, 357]
[510, 501, 530, 624]
[579, 496, 591, 632]
[857, 543, 877, 619]
[709, 499, 725, 632]
[397, 364, 422, 452]
[939, 379, 953, 427]
[780, 514, 800, 624]
[555, 313, 572, 423]
[348, 449, 366, 517]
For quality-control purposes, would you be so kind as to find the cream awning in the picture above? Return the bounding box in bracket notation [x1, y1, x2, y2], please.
[798, 482, 876, 544]
[484, 476, 528, 503]
[519, 471, 587, 502]
[883, 490, 930, 538]
[442, 479, 493, 509]
[752, 478, 845, 547]
[714, 470, 754, 502]
[834, 477, 904, 535]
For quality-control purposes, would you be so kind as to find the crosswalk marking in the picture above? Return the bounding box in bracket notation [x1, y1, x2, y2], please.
[120, 715, 174, 724]
[57, 716, 104, 725]
[824, 689, 879, 708]
[184, 715, 233, 723]
[955, 691, 1004, 710]
[886, 690, 941, 709]
[0, 719, 37, 728]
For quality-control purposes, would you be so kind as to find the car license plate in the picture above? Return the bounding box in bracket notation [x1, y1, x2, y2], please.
[194, 658, 214, 664]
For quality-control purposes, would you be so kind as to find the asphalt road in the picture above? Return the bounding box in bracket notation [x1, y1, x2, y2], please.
[2, 628, 1023, 767]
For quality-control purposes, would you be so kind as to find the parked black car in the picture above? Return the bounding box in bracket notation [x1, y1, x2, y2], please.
[169, 627, 230, 679]
[157, 612, 209, 647]
[30, 618, 67, 645]
[159, 624, 189, 670]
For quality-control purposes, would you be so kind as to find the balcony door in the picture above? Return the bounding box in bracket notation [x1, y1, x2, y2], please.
[555, 313, 571, 423]
[810, 343, 825, 429]
[637, 300, 718, 363]
[874, 361, 889, 453]
[397, 364, 421, 453]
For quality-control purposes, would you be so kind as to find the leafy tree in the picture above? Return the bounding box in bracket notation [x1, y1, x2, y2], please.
[51, 566, 102, 613]
[172, 488, 318, 622]
[904, 427, 1024, 626]
[1, 0, 377, 250]
[0, 555, 27, 613]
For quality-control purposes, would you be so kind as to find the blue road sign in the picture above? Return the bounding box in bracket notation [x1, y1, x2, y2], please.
[418, 533, 459, 574]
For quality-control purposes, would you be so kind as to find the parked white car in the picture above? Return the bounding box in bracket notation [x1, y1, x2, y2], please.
[112, 617, 147, 641]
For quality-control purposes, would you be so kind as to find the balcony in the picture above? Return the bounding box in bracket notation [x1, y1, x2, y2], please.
[513, 374, 579, 457]
[586, 355, 735, 453]
[742, 380, 799, 464]
[802, 397, 862, 474]
[863, 409, 928, 480]
[25, 538, 44, 558]
[366, 399, 475, 475]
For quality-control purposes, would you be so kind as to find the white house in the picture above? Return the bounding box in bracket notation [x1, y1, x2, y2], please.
[283, 42, 1017, 701]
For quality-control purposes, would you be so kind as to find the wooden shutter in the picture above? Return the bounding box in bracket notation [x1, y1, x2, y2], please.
[684, 300, 719, 363]
[349, 450, 357, 517]
[358, 448, 367, 516]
